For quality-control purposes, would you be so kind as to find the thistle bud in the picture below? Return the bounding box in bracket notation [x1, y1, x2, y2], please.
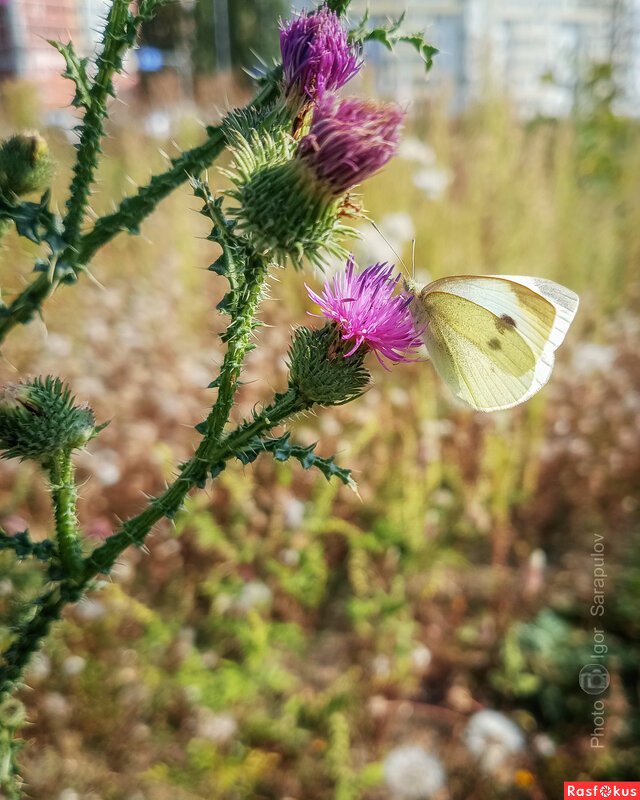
[0, 377, 96, 464]
[288, 324, 370, 406]
[0, 131, 54, 198]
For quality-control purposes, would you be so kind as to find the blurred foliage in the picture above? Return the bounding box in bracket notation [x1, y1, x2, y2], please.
[1, 70, 640, 798]
[140, 0, 289, 78]
[169, 0, 290, 76]
[574, 63, 635, 189]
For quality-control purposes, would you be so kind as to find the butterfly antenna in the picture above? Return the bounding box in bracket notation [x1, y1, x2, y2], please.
[368, 217, 410, 277]
[411, 239, 416, 280]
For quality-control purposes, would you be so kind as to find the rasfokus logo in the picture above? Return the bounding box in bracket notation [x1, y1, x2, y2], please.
[565, 783, 640, 798]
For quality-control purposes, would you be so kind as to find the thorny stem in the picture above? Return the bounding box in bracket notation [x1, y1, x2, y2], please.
[76, 73, 281, 267]
[62, 0, 131, 246]
[48, 451, 82, 581]
[82, 253, 271, 578]
[0, 234, 278, 699]
[0, 274, 51, 343]
[0, 386, 308, 700]
[0, 74, 281, 347]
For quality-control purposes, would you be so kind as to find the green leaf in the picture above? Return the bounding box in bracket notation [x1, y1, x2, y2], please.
[49, 40, 91, 108]
[136, 0, 173, 22]
[237, 433, 356, 490]
[326, 0, 353, 16]
[350, 11, 439, 74]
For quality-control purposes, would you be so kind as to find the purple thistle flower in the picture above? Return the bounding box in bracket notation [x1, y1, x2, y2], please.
[280, 9, 362, 103]
[306, 257, 423, 369]
[297, 96, 404, 196]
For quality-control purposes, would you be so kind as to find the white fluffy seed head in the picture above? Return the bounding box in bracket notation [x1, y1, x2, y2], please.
[383, 745, 446, 799]
[464, 710, 525, 772]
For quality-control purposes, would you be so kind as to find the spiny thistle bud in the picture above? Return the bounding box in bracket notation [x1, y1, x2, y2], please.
[288, 324, 370, 406]
[280, 8, 362, 109]
[225, 98, 402, 268]
[224, 126, 352, 269]
[0, 377, 96, 464]
[0, 131, 54, 198]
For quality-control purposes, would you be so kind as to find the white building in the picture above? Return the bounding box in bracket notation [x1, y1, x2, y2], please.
[301, 0, 640, 117]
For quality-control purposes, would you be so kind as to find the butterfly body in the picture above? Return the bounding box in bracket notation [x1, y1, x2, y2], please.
[404, 275, 579, 411]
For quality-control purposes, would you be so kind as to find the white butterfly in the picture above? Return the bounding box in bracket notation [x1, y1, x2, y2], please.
[404, 274, 579, 411]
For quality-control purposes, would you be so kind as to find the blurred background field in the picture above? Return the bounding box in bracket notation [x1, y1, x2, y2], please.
[1, 1, 640, 798]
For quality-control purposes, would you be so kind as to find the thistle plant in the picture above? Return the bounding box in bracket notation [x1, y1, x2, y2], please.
[0, 0, 437, 793]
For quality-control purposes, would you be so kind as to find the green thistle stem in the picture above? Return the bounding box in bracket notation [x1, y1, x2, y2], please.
[48, 451, 82, 581]
[82, 253, 272, 577]
[62, 0, 131, 246]
[0, 586, 73, 701]
[82, 384, 305, 579]
[327, 0, 354, 14]
[0, 73, 281, 346]
[0, 246, 278, 699]
[75, 73, 280, 267]
[201, 259, 269, 450]
[0, 386, 308, 701]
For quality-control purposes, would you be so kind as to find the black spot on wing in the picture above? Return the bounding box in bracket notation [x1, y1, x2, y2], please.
[488, 338, 501, 351]
[495, 314, 517, 334]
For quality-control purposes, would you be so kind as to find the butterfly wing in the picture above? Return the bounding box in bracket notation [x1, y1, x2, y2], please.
[413, 275, 579, 411]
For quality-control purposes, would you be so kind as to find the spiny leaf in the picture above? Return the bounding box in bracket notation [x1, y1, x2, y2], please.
[136, 0, 173, 22]
[237, 432, 355, 489]
[49, 40, 91, 108]
[0, 529, 56, 561]
[216, 293, 234, 314]
[208, 255, 228, 276]
[350, 11, 438, 74]
[0, 191, 63, 251]
[210, 463, 226, 480]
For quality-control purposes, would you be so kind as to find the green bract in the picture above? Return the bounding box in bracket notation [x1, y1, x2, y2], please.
[0, 377, 96, 464]
[288, 324, 370, 406]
